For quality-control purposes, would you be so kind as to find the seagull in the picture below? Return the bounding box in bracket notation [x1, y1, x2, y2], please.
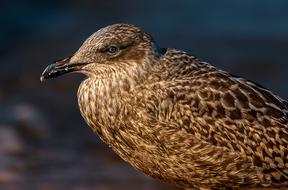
[41, 23, 288, 190]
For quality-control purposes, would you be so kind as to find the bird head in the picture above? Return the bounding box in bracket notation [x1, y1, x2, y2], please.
[40, 24, 162, 82]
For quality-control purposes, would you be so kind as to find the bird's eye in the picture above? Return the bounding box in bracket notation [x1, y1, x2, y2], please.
[106, 46, 119, 55]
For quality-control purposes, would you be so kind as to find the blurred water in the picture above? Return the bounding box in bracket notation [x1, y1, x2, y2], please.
[0, 1, 287, 189]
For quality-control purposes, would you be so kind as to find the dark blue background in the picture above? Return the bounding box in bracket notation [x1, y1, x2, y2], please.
[0, 1, 287, 189]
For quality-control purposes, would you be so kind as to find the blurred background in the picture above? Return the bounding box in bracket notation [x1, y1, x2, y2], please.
[1, 0, 288, 190]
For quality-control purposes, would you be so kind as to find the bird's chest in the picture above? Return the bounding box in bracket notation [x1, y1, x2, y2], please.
[77, 79, 191, 181]
[78, 79, 125, 142]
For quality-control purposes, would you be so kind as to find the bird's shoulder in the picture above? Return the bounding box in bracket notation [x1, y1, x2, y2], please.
[159, 48, 216, 79]
[132, 49, 288, 184]
[157, 48, 288, 125]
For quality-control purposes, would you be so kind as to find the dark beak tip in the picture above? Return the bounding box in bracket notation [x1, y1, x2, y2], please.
[40, 56, 82, 82]
[40, 76, 46, 82]
[40, 64, 53, 82]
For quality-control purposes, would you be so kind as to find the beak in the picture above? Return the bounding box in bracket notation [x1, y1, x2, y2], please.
[40, 56, 87, 82]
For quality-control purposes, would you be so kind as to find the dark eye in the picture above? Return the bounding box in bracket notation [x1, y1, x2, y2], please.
[106, 46, 119, 55]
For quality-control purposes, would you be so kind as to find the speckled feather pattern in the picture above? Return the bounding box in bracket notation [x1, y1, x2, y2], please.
[55, 24, 288, 190]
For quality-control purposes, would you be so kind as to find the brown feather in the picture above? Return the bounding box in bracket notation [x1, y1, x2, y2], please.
[43, 24, 288, 190]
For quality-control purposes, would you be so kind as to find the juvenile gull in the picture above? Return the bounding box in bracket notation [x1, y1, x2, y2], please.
[41, 24, 288, 190]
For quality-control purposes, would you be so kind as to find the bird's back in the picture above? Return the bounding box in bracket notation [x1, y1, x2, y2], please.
[130, 48, 288, 189]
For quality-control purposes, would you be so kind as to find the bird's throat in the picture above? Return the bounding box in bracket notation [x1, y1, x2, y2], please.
[77, 77, 133, 135]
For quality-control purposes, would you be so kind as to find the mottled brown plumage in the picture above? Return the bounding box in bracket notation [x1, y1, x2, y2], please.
[41, 24, 288, 190]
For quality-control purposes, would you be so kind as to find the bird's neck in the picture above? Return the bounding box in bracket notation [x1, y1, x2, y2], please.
[78, 75, 133, 117]
[77, 63, 150, 143]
